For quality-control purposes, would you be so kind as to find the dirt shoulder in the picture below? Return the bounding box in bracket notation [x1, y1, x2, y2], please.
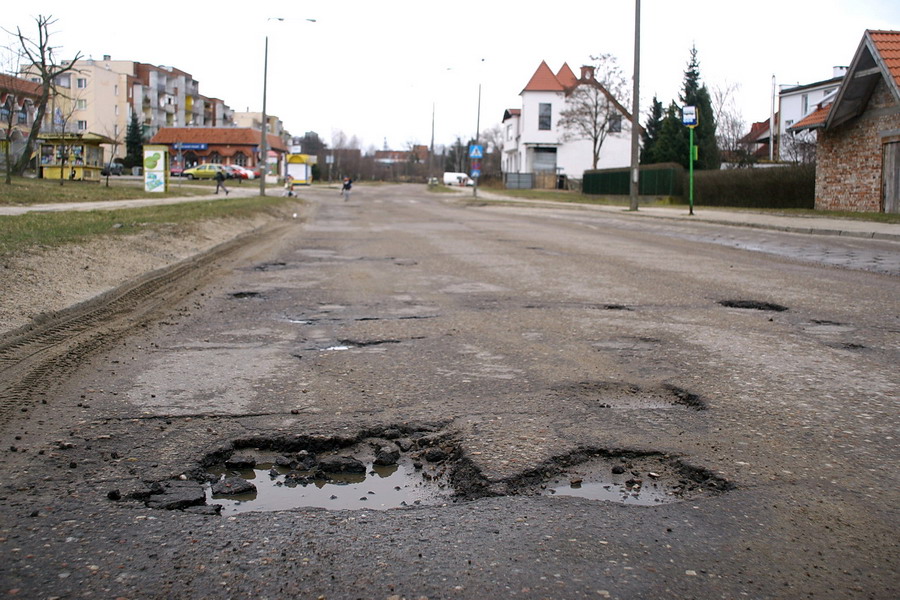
[0, 210, 291, 337]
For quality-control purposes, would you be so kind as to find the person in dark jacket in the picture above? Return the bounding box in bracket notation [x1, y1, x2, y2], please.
[215, 168, 229, 195]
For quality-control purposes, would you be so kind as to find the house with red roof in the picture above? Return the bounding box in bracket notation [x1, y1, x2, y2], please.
[790, 30, 900, 213]
[149, 127, 287, 176]
[501, 61, 634, 188]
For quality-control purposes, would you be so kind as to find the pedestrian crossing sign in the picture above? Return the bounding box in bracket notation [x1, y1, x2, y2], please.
[469, 145, 484, 159]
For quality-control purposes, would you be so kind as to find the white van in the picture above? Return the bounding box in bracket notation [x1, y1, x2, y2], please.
[443, 172, 474, 187]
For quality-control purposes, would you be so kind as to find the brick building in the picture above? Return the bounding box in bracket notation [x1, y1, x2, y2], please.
[791, 30, 900, 213]
[149, 127, 287, 175]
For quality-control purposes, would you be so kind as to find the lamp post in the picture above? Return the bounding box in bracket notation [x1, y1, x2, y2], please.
[629, 0, 641, 211]
[259, 17, 315, 197]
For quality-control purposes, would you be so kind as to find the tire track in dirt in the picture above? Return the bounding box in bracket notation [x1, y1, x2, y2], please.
[0, 222, 295, 430]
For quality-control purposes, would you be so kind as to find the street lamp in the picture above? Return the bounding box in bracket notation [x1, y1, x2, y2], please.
[259, 17, 315, 197]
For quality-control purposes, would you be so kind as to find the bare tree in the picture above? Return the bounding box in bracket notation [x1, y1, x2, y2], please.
[557, 54, 631, 170]
[711, 81, 750, 167]
[781, 130, 817, 164]
[479, 124, 504, 179]
[101, 122, 124, 187]
[5, 15, 82, 174]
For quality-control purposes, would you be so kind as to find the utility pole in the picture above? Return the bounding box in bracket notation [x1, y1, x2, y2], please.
[629, 0, 641, 211]
[259, 35, 269, 197]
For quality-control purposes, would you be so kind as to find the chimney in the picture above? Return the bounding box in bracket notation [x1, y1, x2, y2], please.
[580, 65, 595, 81]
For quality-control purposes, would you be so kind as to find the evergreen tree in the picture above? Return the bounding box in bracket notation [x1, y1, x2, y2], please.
[124, 113, 143, 168]
[679, 46, 720, 169]
[640, 96, 664, 164]
[650, 102, 688, 166]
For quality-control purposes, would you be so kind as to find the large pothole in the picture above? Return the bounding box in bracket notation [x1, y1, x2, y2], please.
[126, 426, 731, 514]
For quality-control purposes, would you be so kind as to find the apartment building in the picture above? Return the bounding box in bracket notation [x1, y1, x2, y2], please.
[21, 55, 234, 163]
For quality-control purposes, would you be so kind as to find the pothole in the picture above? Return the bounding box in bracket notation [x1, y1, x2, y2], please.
[130, 425, 462, 514]
[554, 381, 707, 410]
[514, 450, 731, 505]
[127, 427, 731, 514]
[205, 452, 452, 514]
[231, 291, 263, 299]
[718, 299, 788, 312]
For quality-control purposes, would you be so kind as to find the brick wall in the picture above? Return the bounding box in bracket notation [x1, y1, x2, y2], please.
[815, 78, 900, 212]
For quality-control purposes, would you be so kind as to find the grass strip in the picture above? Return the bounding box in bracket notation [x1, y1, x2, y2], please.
[0, 195, 296, 256]
[0, 176, 215, 205]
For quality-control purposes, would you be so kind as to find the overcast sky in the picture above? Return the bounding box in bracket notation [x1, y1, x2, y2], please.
[3, 1, 898, 152]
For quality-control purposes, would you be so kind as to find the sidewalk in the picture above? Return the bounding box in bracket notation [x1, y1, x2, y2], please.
[472, 189, 900, 242]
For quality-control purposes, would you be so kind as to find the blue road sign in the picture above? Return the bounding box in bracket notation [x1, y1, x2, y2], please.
[471, 169, 481, 178]
[469, 144, 484, 159]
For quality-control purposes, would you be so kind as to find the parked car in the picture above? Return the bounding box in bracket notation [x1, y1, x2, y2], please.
[182, 164, 227, 180]
[229, 165, 255, 179]
[170, 165, 184, 177]
[222, 165, 243, 180]
[101, 163, 123, 176]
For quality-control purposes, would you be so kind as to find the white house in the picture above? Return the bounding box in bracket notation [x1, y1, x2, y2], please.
[778, 67, 845, 161]
[501, 61, 633, 188]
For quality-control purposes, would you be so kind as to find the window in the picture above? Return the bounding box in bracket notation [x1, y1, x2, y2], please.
[538, 103, 552, 130]
[18, 107, 28, 125]
[77, 120, 88, 131]
[609, 114, 622, 133]
[76, 78, 87, 89]
[76, 99, 87, 110]
[55, 74, 71, 88]
[114, 84, 119, 96]
[801, 94, 809, 115]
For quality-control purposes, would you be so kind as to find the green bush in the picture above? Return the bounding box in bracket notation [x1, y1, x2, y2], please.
[694, 164, 815, 209]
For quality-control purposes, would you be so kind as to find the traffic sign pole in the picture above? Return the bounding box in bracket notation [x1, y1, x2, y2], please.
[682, 106, 697, 216]
[689, 126, 694, 216]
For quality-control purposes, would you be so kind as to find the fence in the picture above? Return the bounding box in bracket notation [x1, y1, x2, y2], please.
[583, 163, 684, 197]
[583, 163, 815, 209]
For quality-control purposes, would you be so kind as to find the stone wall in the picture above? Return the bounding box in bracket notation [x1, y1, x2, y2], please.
[815, 78, 900, 212]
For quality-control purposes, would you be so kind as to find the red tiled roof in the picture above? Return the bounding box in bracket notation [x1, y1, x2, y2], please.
[150, 127, 286, 151]
[739, 119, 772, 144]
[522, 61, 565, 93]
[869, 30, 900, 94]
[791, 104, 831, 131]
[556, 63, 578, 89]
[0, 73, 42, 99]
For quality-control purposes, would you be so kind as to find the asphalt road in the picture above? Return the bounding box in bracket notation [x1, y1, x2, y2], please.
[1, 184, 898, 599]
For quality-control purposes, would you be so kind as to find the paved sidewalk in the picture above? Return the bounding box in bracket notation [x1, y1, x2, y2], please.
[471, 189, 900, 242]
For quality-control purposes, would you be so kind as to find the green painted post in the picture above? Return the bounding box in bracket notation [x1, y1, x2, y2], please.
[689, 126, 694, 216]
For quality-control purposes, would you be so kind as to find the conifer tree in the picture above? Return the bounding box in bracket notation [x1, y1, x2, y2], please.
[680, 45, 720, 169]
[124, 112, 143, 168]
[640, 96, 664, 164]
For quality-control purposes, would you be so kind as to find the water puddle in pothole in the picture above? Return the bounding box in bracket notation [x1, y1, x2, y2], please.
[544, 473, 680, 505]
[202, 443, 455, 514]
[206, 462, 451, 514]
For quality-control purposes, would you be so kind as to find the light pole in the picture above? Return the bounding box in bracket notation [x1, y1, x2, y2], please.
[628, 0, 641, 211]
[473, 82, 481, 198]
[259, 17, 314, 197]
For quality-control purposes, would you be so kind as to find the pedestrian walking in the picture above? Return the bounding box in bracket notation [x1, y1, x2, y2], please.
[341, 177, 352, 201]
[215, 168, 229, 195]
